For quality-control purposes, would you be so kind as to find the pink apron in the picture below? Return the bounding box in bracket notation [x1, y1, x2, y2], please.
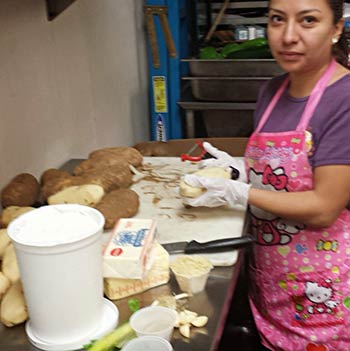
[245, 59, 350, 351]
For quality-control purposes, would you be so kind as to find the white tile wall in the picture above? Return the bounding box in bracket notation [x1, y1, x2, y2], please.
[0, 0, 149, 188]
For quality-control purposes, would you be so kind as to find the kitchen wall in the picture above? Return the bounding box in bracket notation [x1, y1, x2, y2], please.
[0, 0, 149, 187]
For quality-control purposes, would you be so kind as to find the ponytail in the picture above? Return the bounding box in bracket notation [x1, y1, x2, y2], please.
[333, 28, 349, 68]
[328, 0, 349, 68]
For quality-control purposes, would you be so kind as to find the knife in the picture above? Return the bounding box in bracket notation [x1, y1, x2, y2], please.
[161, 235, 255, 254]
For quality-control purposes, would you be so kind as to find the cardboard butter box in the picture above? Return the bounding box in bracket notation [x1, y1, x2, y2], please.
[104, 243, 170, 300]
[103, 218, 156, 279]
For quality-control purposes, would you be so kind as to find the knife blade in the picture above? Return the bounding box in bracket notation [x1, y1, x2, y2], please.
[161, 235, 255, 254]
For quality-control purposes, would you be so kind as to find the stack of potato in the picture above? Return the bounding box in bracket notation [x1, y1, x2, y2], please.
[0, 146, 144, 327]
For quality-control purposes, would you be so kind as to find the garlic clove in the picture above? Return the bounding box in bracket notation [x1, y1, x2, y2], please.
[179, 324, 191, 338]
[174, 293, 189, 300]
[179, 310, 198, 324]
[184, 309, 198, 318]
[178, 311, 190, 325]
[191, 315, 208, 328]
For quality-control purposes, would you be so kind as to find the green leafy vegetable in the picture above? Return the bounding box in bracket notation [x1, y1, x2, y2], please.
[127, 298, 140, 313]
[221, 43, 240, 58]
[239, 38, 268, 50]
[199, 46, 220, 59]
[226, 45, 272, 59]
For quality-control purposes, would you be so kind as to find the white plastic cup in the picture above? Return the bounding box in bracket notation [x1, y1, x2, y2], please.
[170, 255, 213, 294]
[122, 336, 173, 351]
[129, 306, 177, 341]
[173, 268, 211, 294]
[7, 204, 105, 346]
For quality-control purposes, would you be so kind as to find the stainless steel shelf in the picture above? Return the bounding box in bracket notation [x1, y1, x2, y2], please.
[198, 1, 268, 10]
[178, 101, 256, 110]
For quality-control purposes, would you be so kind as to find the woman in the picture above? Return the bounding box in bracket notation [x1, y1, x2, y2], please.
[182, 0, 350, 350]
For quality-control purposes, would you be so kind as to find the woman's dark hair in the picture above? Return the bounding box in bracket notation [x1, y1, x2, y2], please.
[268, 0, 349, 67]
[328, 0, 349, 67]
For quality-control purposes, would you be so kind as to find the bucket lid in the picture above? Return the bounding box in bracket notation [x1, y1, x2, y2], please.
[8, 204, 105, 247]
[25, 298, 119, 351]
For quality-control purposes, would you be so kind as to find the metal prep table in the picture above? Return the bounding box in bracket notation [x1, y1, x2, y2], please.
[0, 256, 243, 351]
[0, 157, 247, 351]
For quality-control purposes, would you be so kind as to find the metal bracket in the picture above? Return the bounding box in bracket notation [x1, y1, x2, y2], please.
[144, 5, 177, 68]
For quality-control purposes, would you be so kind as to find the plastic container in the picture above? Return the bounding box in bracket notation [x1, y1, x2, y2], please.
[170, 255, 213, 294]
[172, 269, 211, 294]
[7, 204, 117, 350]
[129, 306, 177, 341]
[122, 336, 173, 351]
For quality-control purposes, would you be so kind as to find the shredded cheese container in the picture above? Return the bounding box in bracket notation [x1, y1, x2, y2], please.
[170, 255, 213, 294]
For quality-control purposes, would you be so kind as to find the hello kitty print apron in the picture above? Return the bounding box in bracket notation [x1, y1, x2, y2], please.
[245, 59, 350, 351]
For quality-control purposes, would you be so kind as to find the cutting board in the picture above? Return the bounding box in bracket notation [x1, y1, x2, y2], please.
[128, 157, 246, 266]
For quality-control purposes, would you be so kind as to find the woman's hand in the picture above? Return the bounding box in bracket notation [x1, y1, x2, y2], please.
[182, 174, 251, 208]
[199, 142, 247, 182]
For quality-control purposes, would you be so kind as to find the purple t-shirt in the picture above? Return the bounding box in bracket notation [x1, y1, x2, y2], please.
[254, 74, 350, 168]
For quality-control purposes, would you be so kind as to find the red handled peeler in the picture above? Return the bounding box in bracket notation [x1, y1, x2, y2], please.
[180, 141, 209, 162]
[180, 141, 240, 180]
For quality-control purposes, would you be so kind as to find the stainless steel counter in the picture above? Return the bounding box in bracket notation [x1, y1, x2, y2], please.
[0, 158, 246, 350]
[0, 255, 242, 351]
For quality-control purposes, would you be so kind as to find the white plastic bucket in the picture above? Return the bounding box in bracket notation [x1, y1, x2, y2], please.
[8, 204, 105, 346]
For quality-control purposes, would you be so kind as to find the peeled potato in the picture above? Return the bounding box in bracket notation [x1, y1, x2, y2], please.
[48, 184, 105, 206]
[2, 244, 20, 284]
[0, 206, 35, 228]
[0, 229, 11, 259]
[180, 167, 230, 198]
[0, 272, 10, 300]
[0, 281, 28, 327]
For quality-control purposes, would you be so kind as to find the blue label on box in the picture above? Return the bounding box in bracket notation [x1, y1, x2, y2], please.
[113, 228, 147, 247]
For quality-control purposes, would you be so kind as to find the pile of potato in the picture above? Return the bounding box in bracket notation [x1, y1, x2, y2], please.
[0, 226, 28, 327]
[0, 146, 144, 328]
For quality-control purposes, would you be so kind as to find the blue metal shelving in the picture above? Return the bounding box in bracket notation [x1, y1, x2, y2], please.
[145, 0, 189, 141]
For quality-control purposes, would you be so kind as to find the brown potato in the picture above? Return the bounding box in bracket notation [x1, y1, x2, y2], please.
[40, 176, 75, 201]
[0, 281, 28, 327]
[0, 206, 35, 228]
[40, 168, 71, 185]
[41, 164, 133, 201]
[94, 189, 139, 229]
[1, 173, 40, 208]
[0, 272, 10, 300]
[89, 147, 143, 167]
[48, 184, 105, 206]
[76, 164, 133, 192]
[72, 157, 129, 176]
[2, 244, 20, 284]
[0, 229, 11, 259]
[133, 141, 176, 156]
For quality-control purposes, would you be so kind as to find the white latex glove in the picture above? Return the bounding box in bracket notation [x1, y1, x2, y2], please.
[199, 142, 247, 183]
[182, 174, 251, 208]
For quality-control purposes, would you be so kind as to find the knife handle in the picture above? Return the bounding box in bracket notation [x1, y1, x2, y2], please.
[184, 235, 255, 254]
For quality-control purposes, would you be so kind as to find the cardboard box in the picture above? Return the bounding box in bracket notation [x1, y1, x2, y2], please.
[103, 218, 156, 279]
[104, 243, 170, 300]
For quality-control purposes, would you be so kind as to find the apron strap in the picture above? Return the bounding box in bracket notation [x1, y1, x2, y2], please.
[254, 77, 289, 134]
[296, 59, 337, 131]
[254, 59, 337, 134]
